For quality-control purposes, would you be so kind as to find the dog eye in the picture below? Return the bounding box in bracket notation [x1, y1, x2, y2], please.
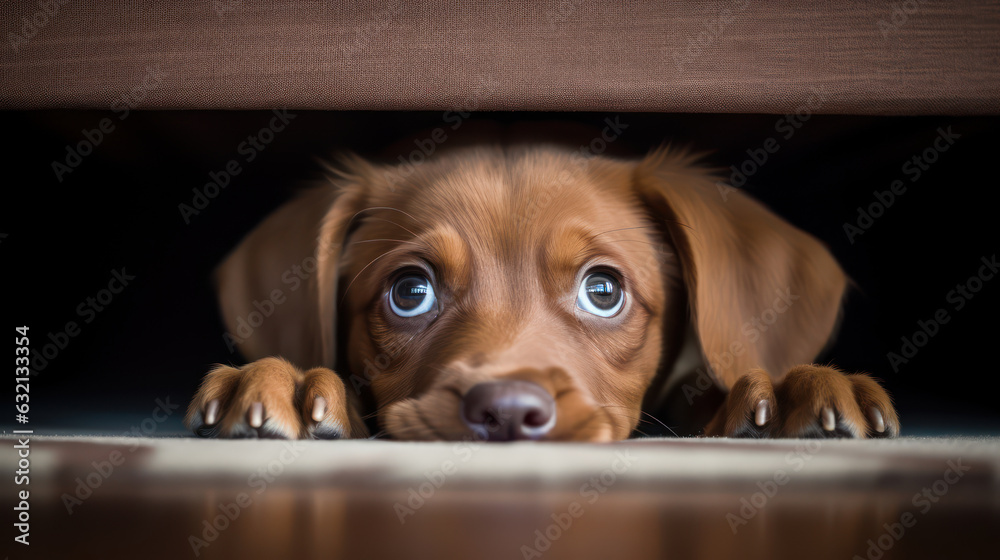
[389, 275, 437, 317]
[577, 272, 624, 317]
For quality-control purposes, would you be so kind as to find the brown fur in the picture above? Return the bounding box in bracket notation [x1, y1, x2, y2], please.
[184, 143, 898, 440]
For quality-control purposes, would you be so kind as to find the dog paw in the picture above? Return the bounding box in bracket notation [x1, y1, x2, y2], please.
[297, 366, 357, 439]
[184, 357, 357, 439]
[705, 365, 899, 439]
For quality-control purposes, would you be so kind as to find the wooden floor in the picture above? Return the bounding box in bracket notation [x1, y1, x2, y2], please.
[5, 436, 998, 559]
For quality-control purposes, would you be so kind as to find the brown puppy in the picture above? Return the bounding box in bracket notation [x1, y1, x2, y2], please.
[185, 142, 898, 441]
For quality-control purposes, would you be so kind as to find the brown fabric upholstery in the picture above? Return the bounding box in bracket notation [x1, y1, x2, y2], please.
[2, 1, 998, 114]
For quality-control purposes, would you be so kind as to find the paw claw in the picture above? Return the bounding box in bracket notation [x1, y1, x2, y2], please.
[188, 360, 361, 440]
[821, 406, 836, 432]
[754, 399, 769, 426]
[713, 367, 898, 440]
[312, 396, 327, 422]
[204, 399, 220, 426]
[869, 406, 885, 433]
[248, 402, 264, 428]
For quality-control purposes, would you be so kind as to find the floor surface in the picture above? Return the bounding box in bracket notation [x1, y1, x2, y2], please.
[3, 436, 998, 559]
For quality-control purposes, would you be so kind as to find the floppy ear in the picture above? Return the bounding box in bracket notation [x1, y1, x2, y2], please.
[633, 148, 847, 389]
[215, 162, 369, 368]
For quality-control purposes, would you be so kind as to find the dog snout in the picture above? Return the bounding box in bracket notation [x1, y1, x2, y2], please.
[461, 380, 556, 441]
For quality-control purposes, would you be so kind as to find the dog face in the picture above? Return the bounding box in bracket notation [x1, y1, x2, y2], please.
[215, 143, 847, 441]
[335, 147, 679, 441]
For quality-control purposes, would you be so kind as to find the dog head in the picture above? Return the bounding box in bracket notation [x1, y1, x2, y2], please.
[216, 143, 845, 441]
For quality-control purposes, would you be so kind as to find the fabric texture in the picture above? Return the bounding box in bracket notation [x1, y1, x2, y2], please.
[2, 1, 998, 114]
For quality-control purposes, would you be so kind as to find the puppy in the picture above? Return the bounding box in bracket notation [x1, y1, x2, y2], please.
[185, 140, 898, 441]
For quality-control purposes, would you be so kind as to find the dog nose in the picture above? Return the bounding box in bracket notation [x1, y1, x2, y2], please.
[461, 380, 556, 441]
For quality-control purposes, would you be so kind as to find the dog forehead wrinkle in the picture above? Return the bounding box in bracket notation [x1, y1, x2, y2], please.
[414, 151, 511, 229]
[540, 224, 612, 275]
[409, 147, 567, 229]
[405, 151, 607, 277]
[429, 262, 570, 364]
[416, 226, 472, 290]
[457, 254, 534, 330]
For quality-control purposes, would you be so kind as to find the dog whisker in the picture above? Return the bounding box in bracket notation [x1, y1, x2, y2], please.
[639, 410, 680, 437]
[362, 216, 421, 238]
[591, 225, 661, 239]
[603, 238, 664, 248]
[600, 405, 679, 437]
[350, 238, 421, 246]
[340, 247, 401, 304]
[598, 408, 654, 437]
[346, 206, 425, 231]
